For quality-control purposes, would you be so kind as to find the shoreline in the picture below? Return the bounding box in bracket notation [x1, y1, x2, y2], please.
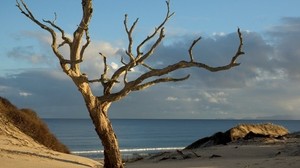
[126, 134, 300, 168]
[1, 133, 300, 168]
[1, 111, 300, 168]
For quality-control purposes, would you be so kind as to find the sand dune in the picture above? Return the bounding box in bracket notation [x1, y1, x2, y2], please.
[0, 113, 103, 168]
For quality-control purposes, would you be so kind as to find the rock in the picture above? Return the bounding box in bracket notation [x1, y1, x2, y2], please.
[185, 131, 231, 149]
[243, 131, 270, 140]
[209, 154, 222, 158]
[229, 123, 289, 141]
[185, 123, 289, 149]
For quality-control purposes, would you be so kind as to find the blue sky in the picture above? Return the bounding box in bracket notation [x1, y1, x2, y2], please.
[1, 0, 300, 119]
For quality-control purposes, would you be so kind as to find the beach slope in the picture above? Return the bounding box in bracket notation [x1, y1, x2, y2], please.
[0, 113, 103, 168]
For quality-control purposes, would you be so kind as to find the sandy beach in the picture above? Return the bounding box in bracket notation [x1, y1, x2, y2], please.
[1, 111, 300, 168]
[2, 137, 300, 168]
[126, 140, 300, 168]
[126, 124, 300, 168]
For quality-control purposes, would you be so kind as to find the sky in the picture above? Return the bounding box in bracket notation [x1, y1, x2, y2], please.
[1, 0, 300, 119]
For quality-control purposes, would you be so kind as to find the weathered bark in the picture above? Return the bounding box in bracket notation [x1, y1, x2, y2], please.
[71, 75, 123, 168]
[99, 119, 123, 168]
[87, 100, 123, 168]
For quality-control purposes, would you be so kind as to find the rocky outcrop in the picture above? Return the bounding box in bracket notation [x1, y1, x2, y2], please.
[185, 123, 289, 149]
[229, 123, 288, 140]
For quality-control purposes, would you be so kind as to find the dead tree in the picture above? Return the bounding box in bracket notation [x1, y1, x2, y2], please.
[16, 0, 244, 167]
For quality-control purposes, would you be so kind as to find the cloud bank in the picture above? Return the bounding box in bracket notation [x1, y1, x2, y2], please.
[1, 17, 300, 119]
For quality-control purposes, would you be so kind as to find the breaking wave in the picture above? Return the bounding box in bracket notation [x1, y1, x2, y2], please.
[72, 147, 184, 155]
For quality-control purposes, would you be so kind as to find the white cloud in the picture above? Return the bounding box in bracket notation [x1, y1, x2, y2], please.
[212, 32, 226, 37]
[111, 62, 119, 70]
[7, 46, 53, 65]
[201, 91, 228, 104]
[19, 91, 32, 97]
[182, 97, 201, 102]
[166, 96, 178, 101]
[254, 68, 287, 82]
[0, 86, 9, 92]
[215, 111, 229, 115]
[16, 31, 125, 79]
[47, 70, 69, 80]
[4, 17, 300, 119]
[80, 41, 126, 79]
[279, 98, 300, 112]
[166, 96, 200, 102]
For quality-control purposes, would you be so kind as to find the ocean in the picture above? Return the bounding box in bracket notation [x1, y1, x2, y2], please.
[44, 119, 300, 159]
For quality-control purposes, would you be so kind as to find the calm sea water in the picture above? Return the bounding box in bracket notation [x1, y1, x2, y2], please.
[44, 119, 300, 159]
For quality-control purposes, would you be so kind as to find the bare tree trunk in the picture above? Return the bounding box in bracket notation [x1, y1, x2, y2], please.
[70, 73, 123, 167]
[97, 116, 123, 168]
[88, 100, 124, 168]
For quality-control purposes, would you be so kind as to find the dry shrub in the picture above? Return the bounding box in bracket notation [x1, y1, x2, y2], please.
[0, 97, 70, 153]
[0, 97, 17, 112]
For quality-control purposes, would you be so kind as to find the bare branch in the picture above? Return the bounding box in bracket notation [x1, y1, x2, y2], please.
[125, 51, 135, 65]
[138, 27, 165, 63]
[124, 14, 139, 63]
[230, 28, 244, 65]
[88, 52, 120, 94]
[113, 28, 244, 98]
[58, 41, 68, 48]
[120, 56, 127, 66]
[101, 0, 175, 96]
[132, 75, 190, 91]
[136, 0, 174, 58]
[70, 0, 93, 72]
[42, 13, 72, 48]
[80, 27, 91, 61]
[188, 37, 201, 62]
[141, 62, 156, 71]
[100, 1, 246, 100]
[16, 0, 70, 73]
[123, 68, 129, 84]
[98, 73, 190, 102]
[100, 52, 109, 80]
[88, 79, 100, 83]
